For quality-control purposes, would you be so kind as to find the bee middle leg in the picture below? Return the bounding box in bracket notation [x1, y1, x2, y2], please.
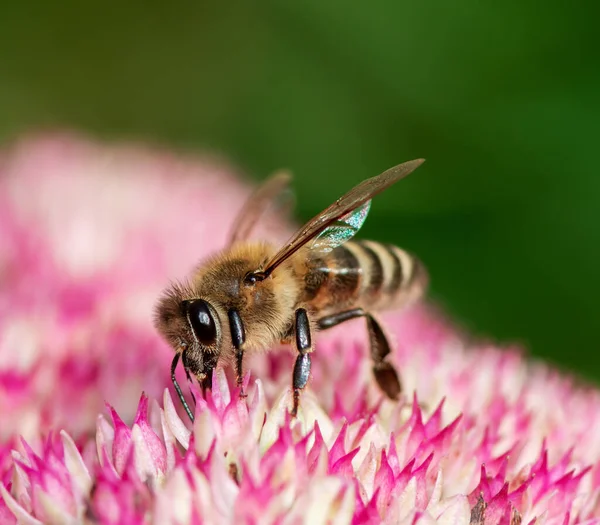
[292, 307, 312, 417]
[228, 308, 247, 396]
[318, 309, 402, 400]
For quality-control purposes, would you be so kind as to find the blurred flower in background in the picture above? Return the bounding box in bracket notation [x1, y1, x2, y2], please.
[1, 136, 599, 523]
[1, 2, 599, 380]
[0, 135, 252, 441]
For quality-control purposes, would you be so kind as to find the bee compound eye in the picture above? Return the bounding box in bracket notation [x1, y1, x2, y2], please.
[186, 300, 217, 345]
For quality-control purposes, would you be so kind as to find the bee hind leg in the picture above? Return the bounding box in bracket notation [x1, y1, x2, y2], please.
[317, 309, 402, 400]
[365, 315, 402, 400]
[292, 308, 312, 417]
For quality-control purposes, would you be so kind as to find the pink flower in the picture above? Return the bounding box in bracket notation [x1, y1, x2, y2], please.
[1, 133, 600, 523]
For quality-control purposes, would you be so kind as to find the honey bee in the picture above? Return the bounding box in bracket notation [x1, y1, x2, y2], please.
[155, 159, 427, 421]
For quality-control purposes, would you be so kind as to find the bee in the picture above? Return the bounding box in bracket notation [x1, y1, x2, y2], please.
[155, 159, 427, 421]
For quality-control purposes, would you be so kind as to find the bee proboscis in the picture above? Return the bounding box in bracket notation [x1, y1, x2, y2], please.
[155, 159, 428, 420]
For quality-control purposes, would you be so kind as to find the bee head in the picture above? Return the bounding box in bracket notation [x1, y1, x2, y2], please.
[154, 288, 222, 381]
[180, 299, 222, 378]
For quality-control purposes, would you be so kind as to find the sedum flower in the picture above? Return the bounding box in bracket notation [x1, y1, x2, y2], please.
[1, 134, 599, 524]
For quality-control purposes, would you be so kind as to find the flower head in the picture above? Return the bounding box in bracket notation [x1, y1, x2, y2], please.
[1, 134, 600, 523]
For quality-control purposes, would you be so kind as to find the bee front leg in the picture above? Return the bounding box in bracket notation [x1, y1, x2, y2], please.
[292, 308, 312, 417]
[318, 309, 401, 400]
[171, 353, 195, 423]
[228, 308, 247, 396]
[200, 372, 213, 394]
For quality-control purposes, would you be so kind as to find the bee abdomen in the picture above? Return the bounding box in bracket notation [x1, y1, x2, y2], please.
[344, 240, 427, 310]
[303, 240, 427, 313]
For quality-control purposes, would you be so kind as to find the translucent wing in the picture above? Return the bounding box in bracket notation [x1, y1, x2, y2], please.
[257, 158, 425, 278]
[227, 170, 293, 246]
[310, 200, 371, 252]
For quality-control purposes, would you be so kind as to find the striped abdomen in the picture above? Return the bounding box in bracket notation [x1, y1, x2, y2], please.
[301, 240, 428, 314]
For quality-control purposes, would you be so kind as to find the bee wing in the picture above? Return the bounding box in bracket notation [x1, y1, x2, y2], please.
[262, 158, 425, 275]
[227, 170, 294, 246]
[309, 199, 371, 253]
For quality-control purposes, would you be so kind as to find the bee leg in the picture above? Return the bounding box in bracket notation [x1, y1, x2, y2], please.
[183, 366, 197, 407]
[200, 372, 213, 395]
[228, 308, 247, 397]
[365, 315, 401, 400]
[317, 308, 366, 329]
[318, 309, 401, 400]
[171, 353, 195, 423]
[292, 308, 312, 417]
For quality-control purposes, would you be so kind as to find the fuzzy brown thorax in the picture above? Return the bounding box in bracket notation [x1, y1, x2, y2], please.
[154, 242, 301, 380]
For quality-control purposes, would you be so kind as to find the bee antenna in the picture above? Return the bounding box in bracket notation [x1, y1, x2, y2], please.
[171, 353, 195, 422]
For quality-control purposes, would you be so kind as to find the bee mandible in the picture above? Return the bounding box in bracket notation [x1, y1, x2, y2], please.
[155, 159, 427, 421]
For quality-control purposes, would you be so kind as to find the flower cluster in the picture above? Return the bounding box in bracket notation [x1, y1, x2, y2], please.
[1, 135, 599, 524]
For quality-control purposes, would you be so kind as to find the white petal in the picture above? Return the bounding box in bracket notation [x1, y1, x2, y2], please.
[131, 424, 160, 485]
[209, 451, 239, 521]
[95, 414, 115, 467]
[191, 468, 221, 523]
[411, 512, 437, 525]
[163, 388, 191, 449]
[152, 468, 193, 525]
[214, 368, 231, 410]
[149, 398, 164, 435]
[356, 444, 378, 500]
[394, 477, 417, 522]
[0, 483, 43, 525]
[297, 391, 335, 444]
[331, 485, 355, 525]
[60, 430, 92, 512]
[159, 409, 178, 472]
[290, 477, 347, 525]
[433, 495, 470, 525]
[351, 423, 386, 470]
[10, 452, 32, 509]
[193, 402, 217, 459]
[34, 487, 79, 525]
[249, 379, 268, 442]
[260, 388, 292, 453]
[426, 468, 443, 508]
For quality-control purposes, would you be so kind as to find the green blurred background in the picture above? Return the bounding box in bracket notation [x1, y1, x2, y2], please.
[1, 2, 598, 379]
